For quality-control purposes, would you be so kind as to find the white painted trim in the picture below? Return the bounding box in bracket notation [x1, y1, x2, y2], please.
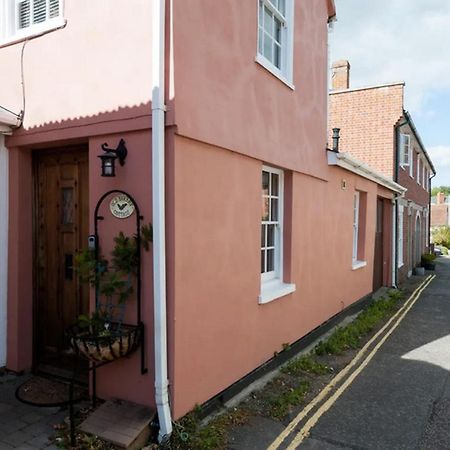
[330, 80, 405, 95]
[352, 261, 367, 271]
[0, 136, 8, 367]
[255, 54, 295, 90]
[152, 0, 172, 441]
[327, 151, 407, 195]
[0, 109, 20, 129]
[259, 280, 296, 304]
[0, 16, 66, 48]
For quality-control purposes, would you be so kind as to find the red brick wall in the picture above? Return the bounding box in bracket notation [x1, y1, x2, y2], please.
[431, 204, 449, 226]
[329, 83, 404, 179]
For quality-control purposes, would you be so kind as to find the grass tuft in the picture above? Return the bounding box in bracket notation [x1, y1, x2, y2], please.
[315, 290, 402, 356]
[281, 355, 330, 376]
[269, 381, 310, 419]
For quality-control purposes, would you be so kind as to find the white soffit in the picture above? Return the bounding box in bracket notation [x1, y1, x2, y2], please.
[328, 151, 407, 195]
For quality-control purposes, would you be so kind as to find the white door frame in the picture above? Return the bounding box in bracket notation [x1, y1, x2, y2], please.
[0, 135, 8, 367]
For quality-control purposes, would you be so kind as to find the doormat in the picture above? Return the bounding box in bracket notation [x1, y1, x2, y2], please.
[15, 375, 88, 407]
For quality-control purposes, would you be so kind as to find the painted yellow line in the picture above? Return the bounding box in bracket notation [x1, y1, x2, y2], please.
[286, 274, 436, 449]
[267, 275, 435, 450]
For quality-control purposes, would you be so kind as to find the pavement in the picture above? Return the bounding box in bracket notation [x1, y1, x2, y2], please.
[0, 374, 65, 449]
[298, 255, 450, 450]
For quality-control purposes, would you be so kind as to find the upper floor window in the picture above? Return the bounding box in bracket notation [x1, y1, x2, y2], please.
[399, 134, 410, 168]
[417, 155, 421, 184]
[0, 0, 64, 45]
[256, 0, 294, 88]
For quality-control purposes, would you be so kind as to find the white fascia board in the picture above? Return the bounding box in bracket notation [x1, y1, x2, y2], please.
[0, 108, 20, 132]
[328, 151, 407, 195]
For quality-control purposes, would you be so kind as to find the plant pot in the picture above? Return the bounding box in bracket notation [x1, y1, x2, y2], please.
[422, 262, 435, 270]
[68, 323, 142, 362]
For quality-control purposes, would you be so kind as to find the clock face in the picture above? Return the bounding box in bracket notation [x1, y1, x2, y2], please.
[110, 194, 135, 219]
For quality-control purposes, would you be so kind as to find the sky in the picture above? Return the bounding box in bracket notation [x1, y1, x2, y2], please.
[330, 0, 450, 187]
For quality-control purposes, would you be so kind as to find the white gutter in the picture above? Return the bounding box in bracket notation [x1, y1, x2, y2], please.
[0, 135, 8, 367]
[327, 151, 407, 195]
[0, 108, 21, 134]
[152, 0, 172, 442]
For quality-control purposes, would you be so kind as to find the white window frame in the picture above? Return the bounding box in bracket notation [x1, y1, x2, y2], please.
[416, 154, 421, 184]
[399, 134, 410, 168]
[256, 0, 295, 89]
[398, 204, 404, 267]
[352, 191, 367, 270]
[0, 0, 65, 47]
[259, 165, 295, 304]
[422, 163, 426, 189]
[410, 146, 414, 178]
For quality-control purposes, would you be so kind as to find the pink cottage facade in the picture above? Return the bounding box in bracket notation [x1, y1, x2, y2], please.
[0, 0, 404, 439]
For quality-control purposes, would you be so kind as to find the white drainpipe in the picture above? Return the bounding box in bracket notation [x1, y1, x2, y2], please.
[0, 134, 9, 367]
[152, 0, 172, 442]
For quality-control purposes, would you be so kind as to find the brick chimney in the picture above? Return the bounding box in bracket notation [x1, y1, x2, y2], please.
[437, 192, 447, 205]
[331, 60, 350, 91]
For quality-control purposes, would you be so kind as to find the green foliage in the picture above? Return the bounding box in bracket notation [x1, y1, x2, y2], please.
[433, 226, 450, 248]
[441, 246, 449, 255]
[421, 253, 436, 264]
[74, 249, 98, 285]
[431, 186, 450, 197]
[282, 355, 330, 377]
[269, 381, 310, 419]
[111, 232, 138, 274]
[315, 290, 402, 356]
[170, 408, 249, 450]
[140, 223, 153, 251]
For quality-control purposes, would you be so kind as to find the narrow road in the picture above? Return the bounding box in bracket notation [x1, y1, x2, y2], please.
[296, 256, 450, 450]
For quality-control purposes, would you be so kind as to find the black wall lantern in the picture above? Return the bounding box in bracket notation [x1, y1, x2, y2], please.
[98, 139, 128, 177]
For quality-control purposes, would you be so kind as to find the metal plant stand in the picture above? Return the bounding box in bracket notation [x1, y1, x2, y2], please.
[67, 190, 148, 446]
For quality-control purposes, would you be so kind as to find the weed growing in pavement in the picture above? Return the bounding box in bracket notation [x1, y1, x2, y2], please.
[282, 354, 331, 377]
[269, 381, 310, 419]
[315, 290, 402, 356]
[170, 407, 249, 450]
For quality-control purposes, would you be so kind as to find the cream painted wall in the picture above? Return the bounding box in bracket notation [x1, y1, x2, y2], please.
[0, 135, 8, 367]
[0, 0, 153, 129]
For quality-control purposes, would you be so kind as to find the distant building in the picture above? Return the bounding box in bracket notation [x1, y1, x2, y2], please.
[329, 60, 436, 282]
[431, 193, 450, 227]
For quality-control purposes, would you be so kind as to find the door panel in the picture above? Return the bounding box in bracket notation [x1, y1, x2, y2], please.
[35, 148, 89, 364]
[373, 198, 384, 291]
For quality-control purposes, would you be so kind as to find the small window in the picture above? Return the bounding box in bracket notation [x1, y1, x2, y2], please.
[399, 134, 410, 168]
[398, 204, 404, 267]
[1, 0, 63, 44]
[352, 191, 367, 269]
[257, 0, 294, 85]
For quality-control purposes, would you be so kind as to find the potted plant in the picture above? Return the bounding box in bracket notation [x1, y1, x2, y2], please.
[421, 252, 436, 271]
[68, 224, 152, 362]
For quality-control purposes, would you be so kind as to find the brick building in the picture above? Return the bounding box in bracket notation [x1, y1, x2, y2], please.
[329, 60, 436, 283]
[431, 193, 450, 227]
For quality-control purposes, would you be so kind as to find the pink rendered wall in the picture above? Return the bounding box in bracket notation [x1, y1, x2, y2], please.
[170, 135, 392, 418]
[88, 130, 155, 407]
[0, 0, 152, 130]
[171, 0, 331, 180]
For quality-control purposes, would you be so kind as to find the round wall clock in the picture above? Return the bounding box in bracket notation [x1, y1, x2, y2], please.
[110, 194, 135, 219]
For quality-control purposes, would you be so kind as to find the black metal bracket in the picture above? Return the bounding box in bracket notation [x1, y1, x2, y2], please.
[101, 139, 128, 166]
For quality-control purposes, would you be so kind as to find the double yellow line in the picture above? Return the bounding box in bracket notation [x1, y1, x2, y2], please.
[268, 274, 436, 450]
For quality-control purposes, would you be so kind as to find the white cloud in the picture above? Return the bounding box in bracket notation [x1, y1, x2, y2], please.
[330, 0, 450, 115]
[427, 146, 450, 186]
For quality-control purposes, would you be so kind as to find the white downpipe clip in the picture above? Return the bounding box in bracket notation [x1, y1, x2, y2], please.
[152, 0, 172, 442]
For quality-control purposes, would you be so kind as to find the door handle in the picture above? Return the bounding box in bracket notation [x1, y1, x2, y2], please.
[65, 254, 73, 280]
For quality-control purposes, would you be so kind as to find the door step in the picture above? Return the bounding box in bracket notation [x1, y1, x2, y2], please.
[80, 399, 156, 450]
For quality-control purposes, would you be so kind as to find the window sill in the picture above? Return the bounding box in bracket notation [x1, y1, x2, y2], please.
[352, 260, 367, 271]
[0, 17, 66, 48]
[259, 280, 296, 304]
[255, 54, 295, 91]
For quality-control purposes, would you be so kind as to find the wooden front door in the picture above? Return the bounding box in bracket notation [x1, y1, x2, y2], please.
[34, 148, 89, 367]
[373, 198, 384, 291]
